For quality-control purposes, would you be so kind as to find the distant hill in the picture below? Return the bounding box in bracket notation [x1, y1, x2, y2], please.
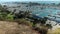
[1, 1, 60, 4]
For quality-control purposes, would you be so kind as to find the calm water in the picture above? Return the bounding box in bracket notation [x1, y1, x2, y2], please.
[32, 7, 60, 22]
[32, 8, 60, 17]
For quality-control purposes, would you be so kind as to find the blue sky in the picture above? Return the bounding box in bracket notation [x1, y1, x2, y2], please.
[0, 0, 60, 2]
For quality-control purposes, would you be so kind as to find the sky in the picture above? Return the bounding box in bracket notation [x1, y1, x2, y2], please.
[0, 0, 45, 2]
[0, 0, 60, 2]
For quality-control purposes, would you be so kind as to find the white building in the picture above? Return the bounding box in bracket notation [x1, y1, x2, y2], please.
[46, 19, 60, 30]
[45, 19, 57, 26]
[52, 23, 60, 30]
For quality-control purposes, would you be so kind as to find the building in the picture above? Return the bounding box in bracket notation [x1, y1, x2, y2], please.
[45, 19, 57, 26]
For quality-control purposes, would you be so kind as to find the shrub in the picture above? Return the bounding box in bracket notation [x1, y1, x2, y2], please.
[6, 14, 14, 20]
[0, 12, 14, 21]
[33, 26, 48, 34]
[15, 18, 33, 27]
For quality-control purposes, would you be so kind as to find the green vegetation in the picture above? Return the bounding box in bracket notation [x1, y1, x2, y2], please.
[0, 9, 14, 20]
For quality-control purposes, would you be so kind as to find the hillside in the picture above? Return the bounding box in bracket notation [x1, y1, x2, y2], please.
[0, 21, 39, 34]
